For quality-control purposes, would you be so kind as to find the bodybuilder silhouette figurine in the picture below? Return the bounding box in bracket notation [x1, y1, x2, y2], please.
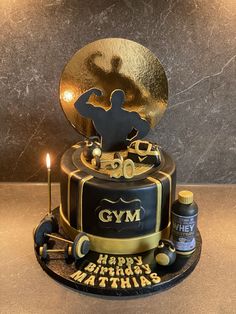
[74, 88, 150, 151]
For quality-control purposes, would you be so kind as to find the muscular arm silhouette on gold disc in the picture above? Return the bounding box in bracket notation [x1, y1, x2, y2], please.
[74, 88, 150, 152]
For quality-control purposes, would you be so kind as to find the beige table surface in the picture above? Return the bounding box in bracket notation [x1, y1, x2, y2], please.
[0, 184, 235, 314]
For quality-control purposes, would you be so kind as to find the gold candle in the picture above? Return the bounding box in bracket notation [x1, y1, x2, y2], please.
[46, 153, 51, 214]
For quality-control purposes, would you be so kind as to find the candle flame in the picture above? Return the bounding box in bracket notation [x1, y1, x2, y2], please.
[46, 153, 51, 169]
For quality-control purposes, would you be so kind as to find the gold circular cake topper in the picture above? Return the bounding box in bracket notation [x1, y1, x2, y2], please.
[59, 38, 168, 137]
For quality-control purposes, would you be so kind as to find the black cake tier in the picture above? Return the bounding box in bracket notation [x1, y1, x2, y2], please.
[60, 144, 176, 254]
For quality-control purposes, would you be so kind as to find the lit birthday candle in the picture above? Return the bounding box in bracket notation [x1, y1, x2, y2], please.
[46, 153, 52, 214]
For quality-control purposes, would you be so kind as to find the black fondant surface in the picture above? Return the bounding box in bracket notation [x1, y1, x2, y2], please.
[34, 208, 202, 297]
[83, 179, 157, 237]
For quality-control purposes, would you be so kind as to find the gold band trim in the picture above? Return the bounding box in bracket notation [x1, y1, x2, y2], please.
[67, 169, 81, 222]
[147, 176, 162, 232]
[78, 175, 93, 230]
[60, 205, 170, 254]
[158, 170, 172, 220]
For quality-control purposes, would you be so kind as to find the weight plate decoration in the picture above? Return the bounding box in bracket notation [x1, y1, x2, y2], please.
[59, 38, 168, 137]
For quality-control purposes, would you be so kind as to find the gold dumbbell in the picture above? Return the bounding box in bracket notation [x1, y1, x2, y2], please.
[39, 243, 73, 260]
[34, 218, 90, 260]
[45, 232, 90, 260]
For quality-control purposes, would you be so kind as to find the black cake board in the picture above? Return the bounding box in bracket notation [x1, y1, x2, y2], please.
[34, 207, 202, 297]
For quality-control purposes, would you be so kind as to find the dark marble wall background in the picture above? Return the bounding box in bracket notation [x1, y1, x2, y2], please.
[0, 0, 235, 183]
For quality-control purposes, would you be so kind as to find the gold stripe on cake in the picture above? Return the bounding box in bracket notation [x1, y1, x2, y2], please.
[78, 175, 93, 231]
[158, 170, 172, 220]
[67, 169, 81, 222]
[60, 205, 170, 254]
[147, 176, 162, 232]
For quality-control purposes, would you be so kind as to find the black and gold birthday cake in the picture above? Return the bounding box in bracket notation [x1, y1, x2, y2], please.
[33, 38, 201, 296]
[60, 142, 176, 254]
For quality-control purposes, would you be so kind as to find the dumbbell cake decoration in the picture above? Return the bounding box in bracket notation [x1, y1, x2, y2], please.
[34, 218, 90, 261]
